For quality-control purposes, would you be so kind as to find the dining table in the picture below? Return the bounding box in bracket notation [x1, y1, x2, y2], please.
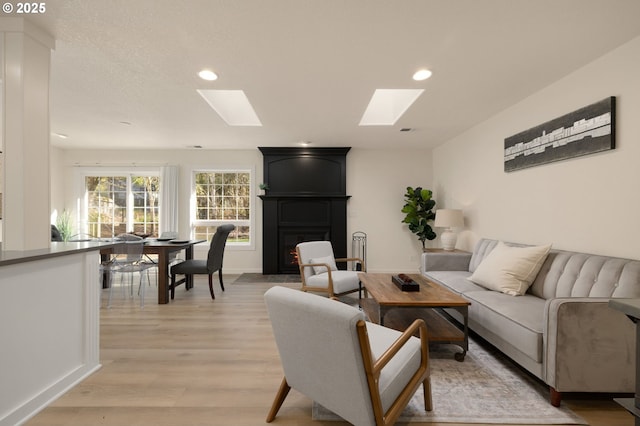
[100, 239, 206, 304]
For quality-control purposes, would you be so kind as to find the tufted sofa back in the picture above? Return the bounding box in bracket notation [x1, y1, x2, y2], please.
[469, 238, 640, 300]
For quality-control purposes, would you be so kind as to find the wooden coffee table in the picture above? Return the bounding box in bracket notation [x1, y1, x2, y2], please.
[359, 272, 471, 361]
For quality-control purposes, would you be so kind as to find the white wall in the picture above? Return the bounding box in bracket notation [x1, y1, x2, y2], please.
[50, 146, 65, 226]
[51, 147, 433, 274]
[347, 148, 434, 272]
[432, 35, 640, 259]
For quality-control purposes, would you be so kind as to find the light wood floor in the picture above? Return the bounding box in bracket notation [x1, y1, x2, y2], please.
[27, 276, 632, 426]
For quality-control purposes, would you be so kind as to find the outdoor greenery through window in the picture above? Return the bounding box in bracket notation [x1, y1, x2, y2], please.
[85, 175, 159, 238]
[193, 171, 251, 244]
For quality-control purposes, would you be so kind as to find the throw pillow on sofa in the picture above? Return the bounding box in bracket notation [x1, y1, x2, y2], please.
[468, 241, 552, 296]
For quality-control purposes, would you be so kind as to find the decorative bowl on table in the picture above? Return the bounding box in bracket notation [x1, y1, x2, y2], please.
[392, 274, 420, 292]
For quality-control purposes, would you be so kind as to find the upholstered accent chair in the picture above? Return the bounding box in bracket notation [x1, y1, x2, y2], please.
[264, 286, 432, 425]
[170, 224, 235, 300]
[296, 240, 365, 298]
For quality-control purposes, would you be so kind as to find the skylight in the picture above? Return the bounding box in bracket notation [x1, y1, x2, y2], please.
[197, 90, 262, 126]
[359, 89, 424, 126]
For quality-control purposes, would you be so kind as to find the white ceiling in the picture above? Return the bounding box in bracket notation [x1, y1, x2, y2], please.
[25, 0, 640, 151]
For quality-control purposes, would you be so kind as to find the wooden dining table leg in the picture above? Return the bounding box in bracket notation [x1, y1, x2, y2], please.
[157, 251, 170, 304]
[185, 245, 195, 290]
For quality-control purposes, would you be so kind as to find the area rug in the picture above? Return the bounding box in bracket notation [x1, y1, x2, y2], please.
[233, 273, 301, 283]
[312, 338, 587, 424]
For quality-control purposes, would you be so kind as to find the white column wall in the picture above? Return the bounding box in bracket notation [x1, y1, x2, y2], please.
[1, 19, 54, 250]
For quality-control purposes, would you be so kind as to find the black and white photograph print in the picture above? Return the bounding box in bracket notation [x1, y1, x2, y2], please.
[504, 97, 615, 172]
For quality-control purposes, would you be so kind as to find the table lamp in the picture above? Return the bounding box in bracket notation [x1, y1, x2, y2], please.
[434, 209, 464, 250]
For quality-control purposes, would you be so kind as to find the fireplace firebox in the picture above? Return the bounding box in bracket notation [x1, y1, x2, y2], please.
[259, 147, 351, 274]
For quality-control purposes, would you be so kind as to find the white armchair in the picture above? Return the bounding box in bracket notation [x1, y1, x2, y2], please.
[296, 240, 365, 298]
[264, 286, 432, 425]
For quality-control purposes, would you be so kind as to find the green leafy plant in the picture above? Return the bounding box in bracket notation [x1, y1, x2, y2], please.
[56, 210, 73, 242]
[259, 183, 269, 190]
[401, 186, 436, 249]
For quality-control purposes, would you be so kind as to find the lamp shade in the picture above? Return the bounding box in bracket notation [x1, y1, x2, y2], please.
[434, 209, 464, 228]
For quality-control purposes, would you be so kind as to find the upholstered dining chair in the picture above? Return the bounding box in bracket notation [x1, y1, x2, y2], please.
[264, 286, 432, 425]
[296, 240, 365, 298]
[169, 224, 235, 300]
[51, 225, 63, 242]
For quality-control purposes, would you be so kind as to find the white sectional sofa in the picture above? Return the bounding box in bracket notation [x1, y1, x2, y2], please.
[421, 238, 640, 406]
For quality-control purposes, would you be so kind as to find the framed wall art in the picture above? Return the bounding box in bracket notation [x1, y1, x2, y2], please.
[504, 96, 615, 172]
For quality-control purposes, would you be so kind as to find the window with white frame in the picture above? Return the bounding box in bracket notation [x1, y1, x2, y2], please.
[192, 170, 252, 245]
[84, 174, 160, 238]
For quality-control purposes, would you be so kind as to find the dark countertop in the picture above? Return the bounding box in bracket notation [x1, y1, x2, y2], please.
[609, 298, 640, 320]
[0, 241, 120, 267]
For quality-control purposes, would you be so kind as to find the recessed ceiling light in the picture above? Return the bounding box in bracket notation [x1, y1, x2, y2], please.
[197, 89, 262, 126]
[198, 70, 218, 81]
[359, 89, 424, 126]
[413, 69, 432, 81]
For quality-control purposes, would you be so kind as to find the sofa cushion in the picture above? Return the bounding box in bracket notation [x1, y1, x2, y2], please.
[464, 290, 545, 362]
[307, 270, 359, 294]
[469, 242, 551, 296]
[469, 239, 500, 273]
[424, 271, 487, 295]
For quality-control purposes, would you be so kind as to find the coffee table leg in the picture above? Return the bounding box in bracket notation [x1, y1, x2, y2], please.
[452, 305, 469, 362]
[379, 305, 391, 326]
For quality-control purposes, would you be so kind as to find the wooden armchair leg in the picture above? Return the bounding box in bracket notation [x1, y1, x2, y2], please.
[423, 378, 433, 411]
[219, 268, 225, 291]
[266, 377, 291, 423]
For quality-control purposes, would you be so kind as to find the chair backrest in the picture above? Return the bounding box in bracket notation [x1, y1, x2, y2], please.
[264, 286, 376, 425]
[116, 233, 143, 241]
[51, 225, 63, 242]
[206, 224, 236, 272]
[114, 235, 144, 263]
[160, 231, 179, 239]
[296, 240, 334, 280]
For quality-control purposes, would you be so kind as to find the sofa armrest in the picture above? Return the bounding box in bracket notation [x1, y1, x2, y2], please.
[421, 250, 471, 273]
[543, 297, 635, 393]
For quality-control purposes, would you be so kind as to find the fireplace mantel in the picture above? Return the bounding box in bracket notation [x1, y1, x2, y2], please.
[259, 147, 351, 274]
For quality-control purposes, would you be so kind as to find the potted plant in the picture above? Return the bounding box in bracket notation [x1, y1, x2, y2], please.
[56, 209, 73, 242]
[258, 183, 269, 195]
[401, 186, 436, 250]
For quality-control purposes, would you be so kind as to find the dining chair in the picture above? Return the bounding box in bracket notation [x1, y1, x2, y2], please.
[264, 286, 432, 425]
[170, 224, 235, 300]
[51, 225, 63, 242]
[103, 235, 155, 308]
[296, 240, 366, 298]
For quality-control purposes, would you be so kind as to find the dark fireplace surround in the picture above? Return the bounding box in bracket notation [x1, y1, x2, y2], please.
[259, 147, 351, 274]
